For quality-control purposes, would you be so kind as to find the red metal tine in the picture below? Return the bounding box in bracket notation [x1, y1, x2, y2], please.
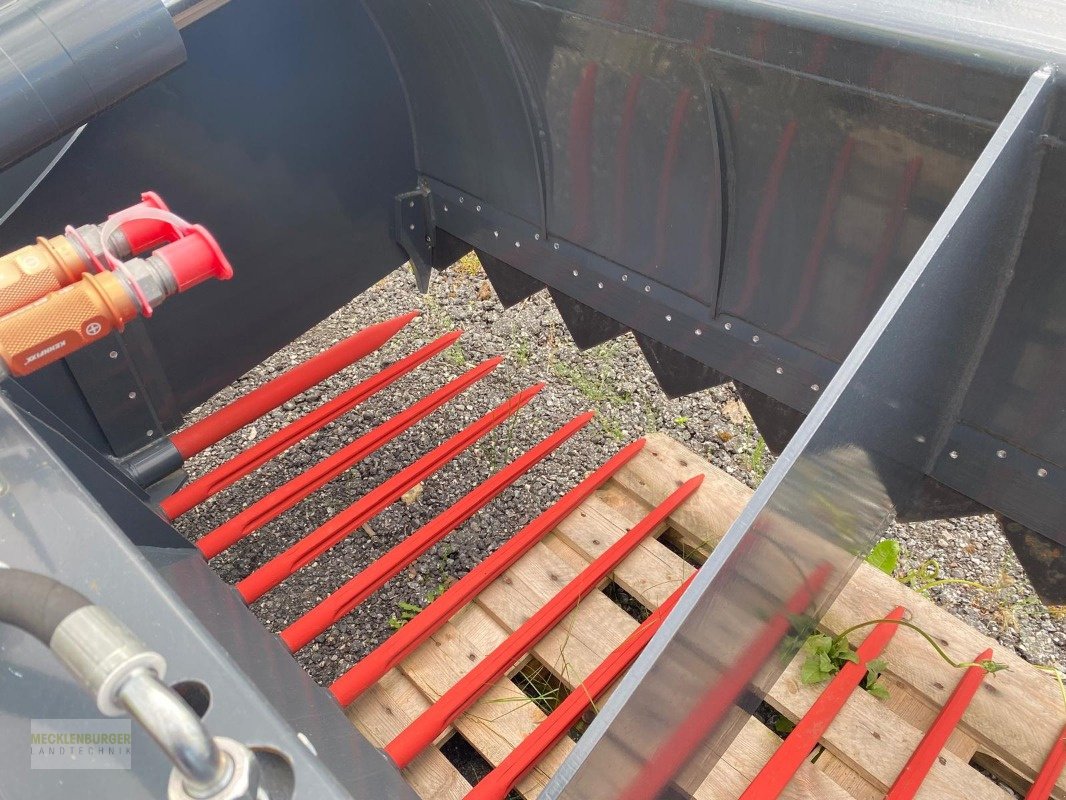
[280, 411, 595, 651]
[195, 357, 502, 559]
[884, 648, 996, 800]
[171, 310, 418, 458]
[162, 331, 460, 519]
[384, 475, 704, 769]
[616, 562, 834, 800]
[236, 384, 545, 603]
[329, 439, 646, 706]
[739, 605, 907, 800]
[1026, 723, 1066, 800]
[466, 573, 696, 800]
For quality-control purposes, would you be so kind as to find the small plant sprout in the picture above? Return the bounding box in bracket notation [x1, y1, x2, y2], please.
[751, 435, 769, 481]
[866, 539, 900, 576]
[799, 611, 1009, 698]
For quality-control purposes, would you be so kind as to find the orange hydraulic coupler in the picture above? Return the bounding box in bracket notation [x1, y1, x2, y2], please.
[0, 225, 232, 377]
[0, 192, 180, 318]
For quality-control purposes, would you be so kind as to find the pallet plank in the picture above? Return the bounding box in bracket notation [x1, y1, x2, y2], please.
[346, 431, 1062, 800]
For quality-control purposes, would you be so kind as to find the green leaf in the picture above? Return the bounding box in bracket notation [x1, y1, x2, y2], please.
[866, 539, 900, 576]
[800, 656, 829, 685]
[818, 652, 835, 674]
[866, 681, 890, 700]
[398, 601, 423, 613]
[804, 634, 832, 655]
[774, 716, 796, 735]
[866, 658, 888, 678]
[830, 638, 855, 662]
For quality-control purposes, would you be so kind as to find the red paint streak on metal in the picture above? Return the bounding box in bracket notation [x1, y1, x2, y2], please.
[612, 73, 645, 245]
[467, 573, 696, 800]
[384, 475, 704, 768]
[1026, 723, 1066, 800]
[653, 87, 694, 272]
[750, 18, 772, 62]
[280, 412, 594, 651]
[733, 119, 799, 314]
[854, 156, 923, 340]
[171, 310, 418, 458]
[328, 439, 646, 706]
[616, 561, 833, 800]
[236, 384, 545, 603]
[739, 605, 907, 799]
[652, 0, 674, 35]
[568, 62, 599, 242]
[611, 0, 676, 247]
[162, 332, 459, 519]
[884, 648, 995, 799]
[780, 137, 857, 337]
[731, 33, 830, 316]
[195, 357, 502, 559]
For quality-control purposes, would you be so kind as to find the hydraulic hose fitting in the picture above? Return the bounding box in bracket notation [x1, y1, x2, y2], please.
[0, 271, 139, 375]
[0, 568, 262, 800]
[0, 234, 95, 318]
[0, 223, 233, 376]
[0, 192, 181, 317]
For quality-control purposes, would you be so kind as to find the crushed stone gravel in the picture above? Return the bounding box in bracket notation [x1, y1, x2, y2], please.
[173, 256, 1066, 689]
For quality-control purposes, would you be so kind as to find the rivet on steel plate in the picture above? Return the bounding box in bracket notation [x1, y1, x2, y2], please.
[459, 196, 464, 203]
[644, 285, 651, 293]
[515, 241, 521, 248]
[1038, 468, 1048, 477]
[597, 282, 604, 289]
[553, 243, 560, 251]
[109, 351, 119, 359]
[695, 328, 703, 336]
[915, 434, 926, 443]
[476, 205, 481, 212]
[534, 234, 540, 240]
[129, 391, 137, 400]
[724, 322, 732, 331]
[493, 231, 498, 237]
[997, 449, 1007, 458]
[622, 274, 628, 282]
[147, 429, 155, 437]
[776, 366, 784, 374]
[572, 270, 579, 277]
[665, 315, 672, 322]
[810, 384, 820, 392]
[752, 335, 760, 343]
[950, 450, 959, 459]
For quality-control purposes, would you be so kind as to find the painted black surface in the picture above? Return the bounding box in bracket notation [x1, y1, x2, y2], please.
[369, 0, 1066, 548]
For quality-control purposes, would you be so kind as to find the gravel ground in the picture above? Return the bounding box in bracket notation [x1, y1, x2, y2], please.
[173, 255, 1066, 689]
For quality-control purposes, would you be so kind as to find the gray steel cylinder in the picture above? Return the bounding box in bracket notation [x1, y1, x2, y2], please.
[0, 0, 186, 171]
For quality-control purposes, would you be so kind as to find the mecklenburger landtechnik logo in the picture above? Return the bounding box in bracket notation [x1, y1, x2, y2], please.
[30, 719, 132, 770]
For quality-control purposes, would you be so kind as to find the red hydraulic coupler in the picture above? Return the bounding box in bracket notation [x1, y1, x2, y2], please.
[0, 192, 180, 317]
[0, 227, 232, 377]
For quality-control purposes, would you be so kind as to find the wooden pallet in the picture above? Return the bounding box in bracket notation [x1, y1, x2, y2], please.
[345, 433, 1066, 800]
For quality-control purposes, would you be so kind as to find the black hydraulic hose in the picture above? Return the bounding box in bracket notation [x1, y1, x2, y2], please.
[0, 568, 90, 644]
